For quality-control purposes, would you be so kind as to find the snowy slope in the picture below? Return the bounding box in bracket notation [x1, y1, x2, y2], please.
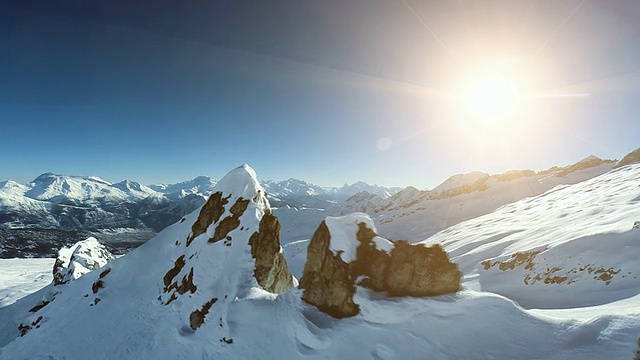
[371, 157, 616, 241]
[0, 259, 53, 308]
[1, 165, 640, 359]
[422, 163, 640, 309]
[277, 157, 616, 249]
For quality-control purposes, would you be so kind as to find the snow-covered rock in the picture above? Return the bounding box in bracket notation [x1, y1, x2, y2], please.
[300, 213, 461, 318]
[52, 237, 115, 286]
[0, 165, 298, 356]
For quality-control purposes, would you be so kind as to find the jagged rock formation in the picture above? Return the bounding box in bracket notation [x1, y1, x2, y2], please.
[157, 165, 296, 327]
[52, 237, 115, 285]
[249, 211, 296, 293]
[299, 221, 359, 318]
[1, 165, 298, 355]
[300, 213, 461, 318]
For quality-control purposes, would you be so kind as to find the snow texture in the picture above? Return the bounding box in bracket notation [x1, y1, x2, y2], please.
[1, 163, 640, 359]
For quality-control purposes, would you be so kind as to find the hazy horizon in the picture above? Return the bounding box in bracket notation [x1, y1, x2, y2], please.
[2, 1, 639, 188]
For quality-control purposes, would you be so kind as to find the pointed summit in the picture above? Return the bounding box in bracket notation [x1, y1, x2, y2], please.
[0, 165, 297, 358]
[212, 164, 263, 202]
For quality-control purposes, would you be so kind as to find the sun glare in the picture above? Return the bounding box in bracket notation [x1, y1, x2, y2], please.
[459, 73, 521, 121]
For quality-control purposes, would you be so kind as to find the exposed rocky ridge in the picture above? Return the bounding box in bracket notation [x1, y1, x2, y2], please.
[300, 214, 461, 318]
[614, 147, 640, 169]
[0, 152, 630, 258]
[3, 164, 640, 359]
[1, 165, 299, 352]
[52, 237, 115, 286]
[554, 155, 615, 177]
[158, 165, 296, 322]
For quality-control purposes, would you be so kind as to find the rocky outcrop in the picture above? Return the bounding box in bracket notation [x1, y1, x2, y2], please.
[555, 155, 615, 177]
[53, 237, 115, 285]
[300, 214, 461, 318]
[249, 211, 295, 294]
[299, 221, 359, 318]
[354, 223, 462, 296]
[156, 164, 296, 333]
[187, 191, 229, 246]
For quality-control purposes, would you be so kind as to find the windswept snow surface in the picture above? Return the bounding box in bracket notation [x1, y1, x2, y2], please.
[372, 160, 616, 242]
[1, 164, 640, 359]
[0, 259, 54, 307]
[422, 163, 640, 310]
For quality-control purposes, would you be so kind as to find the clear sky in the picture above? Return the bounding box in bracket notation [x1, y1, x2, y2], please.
[2, 0, 639, 188]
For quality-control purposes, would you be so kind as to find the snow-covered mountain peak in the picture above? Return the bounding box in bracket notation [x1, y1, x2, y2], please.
[0, 180, 28, 195]
[23, 173, 161, 204]
[149, 175, 217, 198]
[0, 165, 296, 357]
[261, 178, 324, 197]
[112, 180, 156, 199]
[212, 164, 264, 203]
[336, 181, 401, 198]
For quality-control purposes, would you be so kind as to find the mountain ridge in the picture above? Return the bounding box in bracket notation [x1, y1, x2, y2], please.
[1, 163, 639, 359]
[0, 151, 631, 258]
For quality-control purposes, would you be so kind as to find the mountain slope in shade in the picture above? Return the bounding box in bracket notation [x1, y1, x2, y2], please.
[1, 165, 639, 359]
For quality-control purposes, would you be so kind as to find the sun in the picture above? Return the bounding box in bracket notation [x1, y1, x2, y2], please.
[459, 73, 521, 121]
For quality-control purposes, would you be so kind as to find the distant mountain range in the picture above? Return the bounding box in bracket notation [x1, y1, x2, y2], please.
[3, 160, 640, 359]
[0, 172, 399, 257]
[1, 149, 637, 258]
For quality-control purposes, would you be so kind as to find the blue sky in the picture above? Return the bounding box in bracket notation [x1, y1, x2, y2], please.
[2, 0, 640, 188]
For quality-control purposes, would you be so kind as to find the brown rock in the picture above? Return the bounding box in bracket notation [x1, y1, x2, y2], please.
[189, 297, 218, 330]
[299, 221, 359, 318]
[210, 198, 249, 243]
[187, 192, 230, 246]
[248, 211, 295, 294]
[300, 220, 461, 318]
[383, 241, 461, 297]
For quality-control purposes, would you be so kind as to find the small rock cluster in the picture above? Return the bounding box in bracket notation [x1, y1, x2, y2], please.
[300, 217, 461, 318]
